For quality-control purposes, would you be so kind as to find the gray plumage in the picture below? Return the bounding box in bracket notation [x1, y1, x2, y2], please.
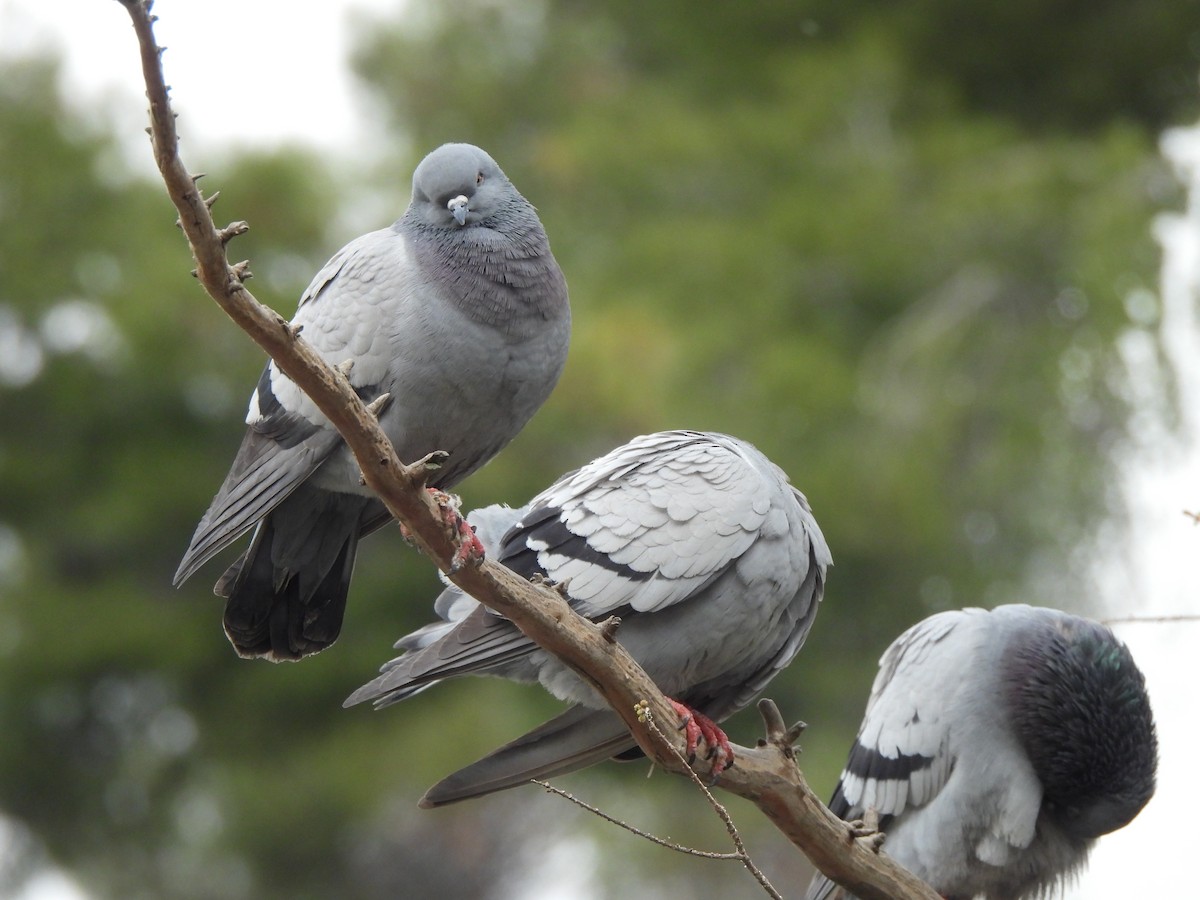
[806, 605, 1157, 900]
[174, 143, 570, 661]
[344, 430, 832, 807]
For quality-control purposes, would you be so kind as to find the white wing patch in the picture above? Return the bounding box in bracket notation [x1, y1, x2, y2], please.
[834, 610, 986, 820]
[245, 228, 420, 431]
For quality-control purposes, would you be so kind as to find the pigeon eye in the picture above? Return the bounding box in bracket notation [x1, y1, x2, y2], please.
[476, 172, 485, 186]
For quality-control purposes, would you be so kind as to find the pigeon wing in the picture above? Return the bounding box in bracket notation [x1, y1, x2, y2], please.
[828, 610, 969, 823]
[345, 431, 802, 706]
[805, 610, 978, 900]
[174, 230, 405, 586]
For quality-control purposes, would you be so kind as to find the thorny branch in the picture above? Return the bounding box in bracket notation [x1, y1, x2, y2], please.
[116, 2, 939, 897]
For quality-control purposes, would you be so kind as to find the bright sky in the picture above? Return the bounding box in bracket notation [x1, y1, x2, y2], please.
[1, 3, 1196, 899]
[0, 0, 398, 162]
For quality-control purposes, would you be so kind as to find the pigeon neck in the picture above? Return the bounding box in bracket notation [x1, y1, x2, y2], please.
[402, 204, 567, 331]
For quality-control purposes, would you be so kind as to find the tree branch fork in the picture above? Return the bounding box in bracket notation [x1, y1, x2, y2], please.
[117, 2, 937, 897]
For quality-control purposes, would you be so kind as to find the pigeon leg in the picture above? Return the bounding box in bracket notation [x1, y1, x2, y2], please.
[667, 699, 735, 777]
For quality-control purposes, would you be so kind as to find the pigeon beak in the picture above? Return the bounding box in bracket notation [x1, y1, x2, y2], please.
[447, 195, 470, 226]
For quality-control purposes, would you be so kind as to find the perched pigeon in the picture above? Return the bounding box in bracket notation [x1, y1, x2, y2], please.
[345, 430, 832, 806]
[806, 604, 1157, 900]
[174, 143, 570, 662]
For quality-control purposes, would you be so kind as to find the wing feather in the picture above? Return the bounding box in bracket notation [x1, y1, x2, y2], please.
[346, 431, 823, 708]
[825, 610, 987, 825]
[174, 427, 339, 585]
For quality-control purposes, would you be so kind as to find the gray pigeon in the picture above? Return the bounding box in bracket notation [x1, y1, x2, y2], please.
[174, 143, 570, 662]
[806, 604, 1157, 900]
[344, 430, 832, 806]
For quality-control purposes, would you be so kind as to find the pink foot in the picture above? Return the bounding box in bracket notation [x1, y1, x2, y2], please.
[426, 488, 485, 572]
[667, 699, 735, 777]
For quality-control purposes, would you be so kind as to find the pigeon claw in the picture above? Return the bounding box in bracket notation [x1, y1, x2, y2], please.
[425, 488, 486, 573]
[449, 520, 486, 573]
[668, 699, 735, 779]
[669, 699, 703, 762]
[845, 808, 886, 852]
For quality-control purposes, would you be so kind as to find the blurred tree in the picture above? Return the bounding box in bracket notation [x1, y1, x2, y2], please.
[349, 0, 1182, 786]
[1, 0, 1196, 896]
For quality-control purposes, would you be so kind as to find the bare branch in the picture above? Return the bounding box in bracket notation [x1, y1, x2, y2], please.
[1103, 614, 1200, 625]
[531, 780, 741, 860]
[116, 3, 939, 898]
[639, 703, 783, 899]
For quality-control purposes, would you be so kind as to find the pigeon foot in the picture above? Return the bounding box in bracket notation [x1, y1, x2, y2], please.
[845, 808, 886, 852]
[425, 488, 486, 572]
[668, 699, 735, 778]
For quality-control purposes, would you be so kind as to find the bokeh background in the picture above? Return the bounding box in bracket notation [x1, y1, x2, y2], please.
[1, 1, 1198, 898]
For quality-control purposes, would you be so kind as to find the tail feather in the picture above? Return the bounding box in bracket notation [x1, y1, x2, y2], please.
[419, 706, 637, 808]
[221, 518, 359, 661]
[174, 430, 335, 587]
[804, 874, 851, 900]
[215, 489, 374, 661]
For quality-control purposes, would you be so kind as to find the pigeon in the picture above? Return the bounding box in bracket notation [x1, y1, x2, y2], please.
[806, 604, 1157, 900]
[344, 430, 832, 806]
[174, 143, 570, 662]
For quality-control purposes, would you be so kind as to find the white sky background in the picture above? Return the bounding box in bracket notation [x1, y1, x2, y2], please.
[1, 2, 1197, 899]
[0, 0, 397, 161]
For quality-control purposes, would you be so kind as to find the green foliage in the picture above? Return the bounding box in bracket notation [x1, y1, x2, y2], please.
[0, 2, 1193, 896]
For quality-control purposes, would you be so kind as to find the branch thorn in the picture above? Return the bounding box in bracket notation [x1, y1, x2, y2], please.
[218, 221, 249, 245]
[755, 699, 805, 759]
[408, 449, 449, 484]
[529, 573, 571, 598]
[417, 449, 449, 468]
[598, 616, 622, 642]
[365, 392, 392, 418]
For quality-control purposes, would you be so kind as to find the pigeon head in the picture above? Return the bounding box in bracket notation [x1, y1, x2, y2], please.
[400, 143, 568, 328]
[1003, 615, 1157, 840]
[408, 143, 512, 230]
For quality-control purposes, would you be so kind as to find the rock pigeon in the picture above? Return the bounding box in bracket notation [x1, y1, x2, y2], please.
[805, 604, 1157, 900]
[344, 430, 832, 806]
[174, 143, 570, 662]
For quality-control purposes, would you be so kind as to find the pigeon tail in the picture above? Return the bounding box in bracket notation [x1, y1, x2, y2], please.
[419, 706, 636, 808]
[217, 492, 369, 661]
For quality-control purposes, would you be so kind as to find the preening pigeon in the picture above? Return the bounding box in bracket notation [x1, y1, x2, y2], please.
[174, 143, 570, 662]
[344, 430, 832, 806]
[806, 604, 1157, 900]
